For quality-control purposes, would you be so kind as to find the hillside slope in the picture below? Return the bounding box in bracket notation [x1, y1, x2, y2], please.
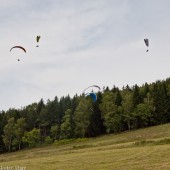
[0, 123, 170, 170]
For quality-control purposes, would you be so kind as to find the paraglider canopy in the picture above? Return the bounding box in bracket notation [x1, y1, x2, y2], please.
[10, 46, 26, 53]
[86, 92, 97, 102]
[83, 85, 101, 94]
[144, 39, 149, 52]
[36, 36, 41, 47]
[83, 85, 101, 102]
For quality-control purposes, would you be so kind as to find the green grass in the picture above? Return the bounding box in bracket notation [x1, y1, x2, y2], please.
[0, 123, 170, 170]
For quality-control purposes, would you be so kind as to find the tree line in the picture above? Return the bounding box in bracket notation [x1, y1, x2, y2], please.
[0, 78, 170, 152]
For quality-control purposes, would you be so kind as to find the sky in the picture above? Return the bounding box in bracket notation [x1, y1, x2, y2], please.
[0, 0, 170, 111]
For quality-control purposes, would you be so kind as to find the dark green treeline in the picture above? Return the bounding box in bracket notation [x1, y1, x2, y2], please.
[0, 78, 170, 152]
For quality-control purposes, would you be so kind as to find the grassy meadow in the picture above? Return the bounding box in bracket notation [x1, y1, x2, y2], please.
[0, 123, 170, 170]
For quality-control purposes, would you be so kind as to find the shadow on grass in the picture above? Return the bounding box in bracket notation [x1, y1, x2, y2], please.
[133, 138, 170, 147]
[72, 138, 170, 151]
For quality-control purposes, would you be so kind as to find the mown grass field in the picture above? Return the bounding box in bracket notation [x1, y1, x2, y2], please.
[0, 123, 170, 170]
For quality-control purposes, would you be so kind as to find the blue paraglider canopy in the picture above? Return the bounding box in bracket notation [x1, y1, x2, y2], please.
[86, 92, 97, 102]
[83, 85, 100, 102]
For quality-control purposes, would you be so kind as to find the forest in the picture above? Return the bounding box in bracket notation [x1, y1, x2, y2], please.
[0, 77, 170, 153]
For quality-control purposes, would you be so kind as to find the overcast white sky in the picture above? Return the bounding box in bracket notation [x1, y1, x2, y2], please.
[0, 0, 170, 111]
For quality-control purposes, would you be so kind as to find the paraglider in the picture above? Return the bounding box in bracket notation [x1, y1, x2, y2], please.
[36, 36, 41, 47]
[10, 46, 26, 53]
[144, 38, 149, 52]
[83, 85, 101, 102]
[10, 46, 26, 61]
